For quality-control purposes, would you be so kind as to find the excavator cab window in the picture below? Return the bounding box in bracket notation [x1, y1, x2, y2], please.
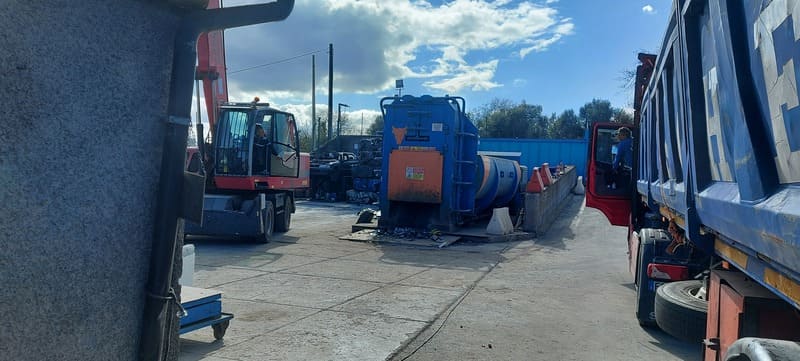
[269, 112, 300, 177]
[214, 109, 251, 175]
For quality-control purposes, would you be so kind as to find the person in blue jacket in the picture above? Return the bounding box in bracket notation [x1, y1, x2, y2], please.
[609, 126, 633, 189]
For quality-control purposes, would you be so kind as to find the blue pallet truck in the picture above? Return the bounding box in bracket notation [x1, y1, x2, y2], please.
[179, 286, 234, 340]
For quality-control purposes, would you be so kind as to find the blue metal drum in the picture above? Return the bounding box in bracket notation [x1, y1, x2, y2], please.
[474, 155, 522, 213]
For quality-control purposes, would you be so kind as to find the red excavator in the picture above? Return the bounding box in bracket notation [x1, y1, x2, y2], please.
[185, 0, 309, 242]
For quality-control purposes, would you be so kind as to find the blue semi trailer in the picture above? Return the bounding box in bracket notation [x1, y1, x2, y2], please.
[586, 1, 800, 359]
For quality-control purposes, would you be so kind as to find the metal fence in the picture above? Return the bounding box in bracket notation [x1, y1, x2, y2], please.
[479, 138, 588, 177]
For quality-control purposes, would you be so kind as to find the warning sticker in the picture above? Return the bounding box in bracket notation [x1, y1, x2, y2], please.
[432, 123, 443, 132]
[405, 167, 424, 180]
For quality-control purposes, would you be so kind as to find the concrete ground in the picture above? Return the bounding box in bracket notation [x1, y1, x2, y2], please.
[179, 196, 700, 361]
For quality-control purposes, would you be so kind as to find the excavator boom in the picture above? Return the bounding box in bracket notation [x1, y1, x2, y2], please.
[196, 0, 228, 132]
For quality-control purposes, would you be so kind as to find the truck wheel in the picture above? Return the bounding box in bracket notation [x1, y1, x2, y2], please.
[655, 279, 707, 343]
[635, 228, 671, 327]
[275, 201, 292, 233]
[259, 201, 274, 243]
[635, 240, 655, 327]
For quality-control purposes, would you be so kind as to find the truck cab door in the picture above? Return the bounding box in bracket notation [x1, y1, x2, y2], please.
[585, 123, 635, 226]
[269, 113, 300, 177]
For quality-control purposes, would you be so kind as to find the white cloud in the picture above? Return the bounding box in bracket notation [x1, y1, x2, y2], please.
[642, 5, 656, 14]
[221, 0, 573, 102]
[423, 60, 502, 93]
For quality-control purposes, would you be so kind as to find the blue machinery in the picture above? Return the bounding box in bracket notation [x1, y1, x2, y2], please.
[378, 95, 524, 231]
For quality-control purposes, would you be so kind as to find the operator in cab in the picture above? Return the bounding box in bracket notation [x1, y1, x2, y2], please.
[608, 126, 633, 190]
[253, 124, 268, 174]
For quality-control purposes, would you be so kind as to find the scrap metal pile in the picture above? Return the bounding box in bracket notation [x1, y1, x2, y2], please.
[309, 136, 382, 204]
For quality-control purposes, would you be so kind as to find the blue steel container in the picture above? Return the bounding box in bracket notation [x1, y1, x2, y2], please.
[378, 95, 521, 230]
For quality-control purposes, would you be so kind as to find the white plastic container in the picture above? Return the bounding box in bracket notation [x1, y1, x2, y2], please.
[179, 244, 195, 286]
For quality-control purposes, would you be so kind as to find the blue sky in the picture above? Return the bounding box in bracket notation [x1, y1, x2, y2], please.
[194, 0, 673, 133]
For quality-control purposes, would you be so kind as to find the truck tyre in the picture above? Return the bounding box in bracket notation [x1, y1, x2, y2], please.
[275, 201, 292, 233]
[260, 201, 274, 243]
[635, 228, 671, 327]
[635, 239, 655, 327]
[654, 279, 707, 343]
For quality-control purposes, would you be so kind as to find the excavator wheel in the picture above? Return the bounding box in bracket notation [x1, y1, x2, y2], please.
[275, 201, 292, 233]
[259, 201, 274, 243]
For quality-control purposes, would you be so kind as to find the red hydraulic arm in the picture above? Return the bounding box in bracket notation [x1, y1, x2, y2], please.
[195, 0, 229, 132]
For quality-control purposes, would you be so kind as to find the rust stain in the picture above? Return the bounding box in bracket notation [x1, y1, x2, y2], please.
[764, 268, 800, 306]
[715, 238, 749, 269]
[761, 231, 785, 245]
[392, 126, 407, 146]
[659, 205, 685, 227]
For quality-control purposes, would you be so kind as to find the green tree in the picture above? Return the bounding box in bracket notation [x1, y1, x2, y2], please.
[548, 109, 584, 139]
[367, 115, 384, 135]
[336, 113, 353, 136]
[298, 122, 313, 152]
[471, 98, 514, 136]
[471, 99, 550, 138]
[310, 116, 329, 150]
[613, 108, 634, 124]
[579, 98, 615, 129]
[524, 104, 550, 138]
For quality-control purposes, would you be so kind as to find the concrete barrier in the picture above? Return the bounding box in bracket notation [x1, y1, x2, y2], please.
[522, 165, 578, 236]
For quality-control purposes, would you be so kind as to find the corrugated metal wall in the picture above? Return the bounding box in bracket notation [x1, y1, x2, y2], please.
[479, 138, 588, 177]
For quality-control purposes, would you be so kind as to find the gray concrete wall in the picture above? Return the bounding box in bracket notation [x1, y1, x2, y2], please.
[0, 2, 179, 360]
[523, 166, 579, 236]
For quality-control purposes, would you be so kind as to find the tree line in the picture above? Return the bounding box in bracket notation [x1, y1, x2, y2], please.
[362, 98, 632, 141]
[296, 97, 633, 151]
[470, 98, 632, 139]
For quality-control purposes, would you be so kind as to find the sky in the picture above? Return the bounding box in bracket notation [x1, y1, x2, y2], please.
[192, 0, 673, 135]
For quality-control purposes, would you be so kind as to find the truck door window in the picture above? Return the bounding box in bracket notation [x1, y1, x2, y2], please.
[595, 129, 617, 165]
[593, 127, 633, 195]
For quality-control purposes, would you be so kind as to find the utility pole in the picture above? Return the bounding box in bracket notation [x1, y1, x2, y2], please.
[311, 54, 316, 149]
[327, 43, 333, 142]
[317, 117, 322, 142]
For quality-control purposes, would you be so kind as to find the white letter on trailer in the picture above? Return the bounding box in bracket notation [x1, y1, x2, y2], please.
[754, 0, 800, 183]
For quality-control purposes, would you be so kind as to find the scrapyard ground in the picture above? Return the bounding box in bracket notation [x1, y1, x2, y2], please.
[179, 196, 700, 361]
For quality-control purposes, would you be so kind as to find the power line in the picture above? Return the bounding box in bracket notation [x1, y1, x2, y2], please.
[228, 48, 328, 74]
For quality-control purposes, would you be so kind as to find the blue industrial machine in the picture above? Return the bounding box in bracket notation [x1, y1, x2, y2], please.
[378, 95, 523, 231]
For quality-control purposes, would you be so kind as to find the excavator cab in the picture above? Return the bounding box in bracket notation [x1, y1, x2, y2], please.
[212, 102, 299, 181]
